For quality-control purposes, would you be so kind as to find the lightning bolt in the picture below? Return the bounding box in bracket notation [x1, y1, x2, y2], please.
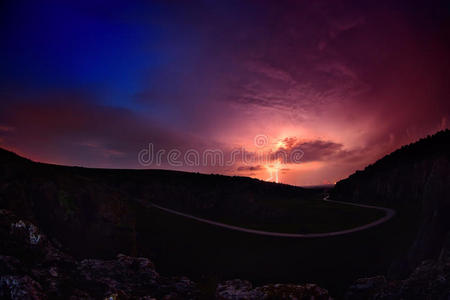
[266, 160, 281, 183]
[266, 169, 279, 183]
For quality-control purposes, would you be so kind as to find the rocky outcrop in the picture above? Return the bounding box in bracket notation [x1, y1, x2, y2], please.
[346, 233, 450, 299]
[216, 279, 332, 300]
[0, 209, 197, 299]
[216, 279, 263, 299]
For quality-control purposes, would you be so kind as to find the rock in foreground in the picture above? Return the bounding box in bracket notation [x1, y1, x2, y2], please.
[346, 233, 450, 299]
[0, 209, 197, 299]
[216, 279, 332, 300]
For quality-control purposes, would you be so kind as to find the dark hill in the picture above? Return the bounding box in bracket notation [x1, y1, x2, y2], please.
[0, 147, 319, 259]
[332, 129, 450, 278]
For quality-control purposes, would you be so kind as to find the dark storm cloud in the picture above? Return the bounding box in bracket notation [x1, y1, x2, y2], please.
[237, 165, 263, 172]
[0, 93, 216, 168]
[134, 0, 449, 139]
[273, 139, 363, 164]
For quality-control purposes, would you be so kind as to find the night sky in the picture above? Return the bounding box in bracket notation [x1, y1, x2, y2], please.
[1, 0, 449, 186]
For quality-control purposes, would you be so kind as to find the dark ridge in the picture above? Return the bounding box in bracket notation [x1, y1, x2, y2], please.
[336, 129, 450, 188]
[332, 129, 450, 279]
[0, 147, 32, 163]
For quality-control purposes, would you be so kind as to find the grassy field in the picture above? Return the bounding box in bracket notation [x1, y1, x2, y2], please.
[134, 201, 420, 299]
[205, 195, 386, 233]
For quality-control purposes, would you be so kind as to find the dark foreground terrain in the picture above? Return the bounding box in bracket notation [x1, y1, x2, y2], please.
[1, 130, 450, 299]
[0, 208, 333, 299]
[1, 205, 449, 299]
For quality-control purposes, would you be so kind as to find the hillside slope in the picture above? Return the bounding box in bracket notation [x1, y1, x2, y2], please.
[0, 147, 321, 258]
[332, 130, 450, 277]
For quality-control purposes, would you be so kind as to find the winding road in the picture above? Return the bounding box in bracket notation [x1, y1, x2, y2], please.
[148, 194, 396, 238]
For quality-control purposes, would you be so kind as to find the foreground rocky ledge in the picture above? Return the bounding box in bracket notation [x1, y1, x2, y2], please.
[0, 209, 196, 299]
[346, 233, 450, 300]
[0, 209, 332, 299]
[216, 279, 331, 300]
[2, 207, 448, 299]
